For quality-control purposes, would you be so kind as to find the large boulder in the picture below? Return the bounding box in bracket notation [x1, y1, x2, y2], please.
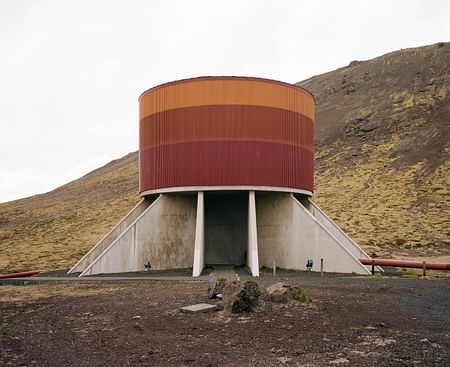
[208, 278, 227, 299]
[264, 283, 310, 303]
[223, 281, 261, 313]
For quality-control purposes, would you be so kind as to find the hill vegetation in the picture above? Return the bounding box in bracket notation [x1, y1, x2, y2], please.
[297, 42, 449, 260]
[0, 43, 449, 273]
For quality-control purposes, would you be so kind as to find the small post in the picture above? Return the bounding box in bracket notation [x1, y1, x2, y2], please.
[422, 261, 426, 277]
[272, 260, 276, 277]
[371, 259, 375, 275]
[320, 258, 324, 278]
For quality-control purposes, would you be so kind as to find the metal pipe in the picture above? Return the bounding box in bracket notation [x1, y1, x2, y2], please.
[0, 270, 40, 279]
[358, 258, 450, 270]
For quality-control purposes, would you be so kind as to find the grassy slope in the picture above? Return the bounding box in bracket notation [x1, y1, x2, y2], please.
[0, 153, 140, 272]
[0, 43, 449, 273]
[298, 42, 449, 259]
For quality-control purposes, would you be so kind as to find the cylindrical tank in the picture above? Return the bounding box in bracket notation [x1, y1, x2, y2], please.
[139, 76, 314, 195]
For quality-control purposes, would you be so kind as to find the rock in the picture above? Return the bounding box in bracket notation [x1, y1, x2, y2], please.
[222, 281, 261, 313]
[329, 357, 349, 364]
[264, 283, 288, 303]
[276, 356, 292, 364]
[208, 278, 227, 299]
[374, 338, 396, 347]
[264, 283, 311, 304]
[180, 303, 217, 314]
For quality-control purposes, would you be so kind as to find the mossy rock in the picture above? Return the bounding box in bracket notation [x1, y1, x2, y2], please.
[264, 283, 311, 304]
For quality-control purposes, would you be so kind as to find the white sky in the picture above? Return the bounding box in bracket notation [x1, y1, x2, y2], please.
[0, 0, 449, 203]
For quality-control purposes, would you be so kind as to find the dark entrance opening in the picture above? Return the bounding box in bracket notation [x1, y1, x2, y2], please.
[204, 192, 248, 266]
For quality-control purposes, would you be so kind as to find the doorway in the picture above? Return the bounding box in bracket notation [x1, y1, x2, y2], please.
[204, 192, 248, 266]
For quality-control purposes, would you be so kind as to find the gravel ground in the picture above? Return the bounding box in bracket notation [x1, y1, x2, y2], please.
[1, 271, 449, 367]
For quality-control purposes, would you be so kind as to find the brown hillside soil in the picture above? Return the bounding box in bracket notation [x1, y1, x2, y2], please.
[0, 153, 140, 273]
[0, 43, 449, 273]
[298, 42, 450, 259]
[1, 276, 449, 366]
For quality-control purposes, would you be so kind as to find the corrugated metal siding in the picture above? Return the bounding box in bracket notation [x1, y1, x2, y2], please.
[140, 77, 314, 121]
[140, 141, 313, 192]
[139, 77, 315, 194]
[140, 105, 313, 148]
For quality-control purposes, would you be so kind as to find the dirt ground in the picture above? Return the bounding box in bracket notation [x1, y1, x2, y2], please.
[1, 272, 449, 367]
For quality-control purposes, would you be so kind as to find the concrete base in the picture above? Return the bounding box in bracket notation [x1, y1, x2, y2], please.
[71, 190, 372, 277]
[76, 194, 197, 276]
[68, 197, 157, 274]
[256, 193, 371, 275]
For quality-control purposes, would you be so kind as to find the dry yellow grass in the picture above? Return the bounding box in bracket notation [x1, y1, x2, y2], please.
[314, 136, 449, 259]
[0, 153, 140, 273]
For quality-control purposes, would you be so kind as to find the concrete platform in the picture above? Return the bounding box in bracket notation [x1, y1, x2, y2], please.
[180, 303, 217, 313]
[69, 191, 374, 277]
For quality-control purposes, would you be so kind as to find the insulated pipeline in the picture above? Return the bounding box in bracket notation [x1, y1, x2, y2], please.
[358, 258, 450, 270]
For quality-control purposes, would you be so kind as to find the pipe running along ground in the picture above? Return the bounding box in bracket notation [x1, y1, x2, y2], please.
[0, 270, 40, 279]
[358, 258, 450, 270]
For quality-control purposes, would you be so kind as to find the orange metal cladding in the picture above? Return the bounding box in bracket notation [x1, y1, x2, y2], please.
[139, 77, 315, 194]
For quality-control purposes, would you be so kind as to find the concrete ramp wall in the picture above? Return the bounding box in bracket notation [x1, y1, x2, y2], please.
[297, 196, 382, 272]
[256, 193, 370, 275]
[296, 197, 370, 259]
[68, 197, 156, 274]
[80, 194, 197, 276]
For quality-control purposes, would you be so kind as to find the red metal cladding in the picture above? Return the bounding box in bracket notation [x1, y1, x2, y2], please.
[140, 141, 314, 192]
[140, 105, 314, 148]
[139, 77, 315, 194]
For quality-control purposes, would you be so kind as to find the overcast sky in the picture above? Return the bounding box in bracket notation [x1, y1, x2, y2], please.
[0, 0, 449, 203]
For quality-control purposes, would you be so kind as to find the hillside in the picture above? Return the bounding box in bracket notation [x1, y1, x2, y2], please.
[297, 42, 449, 260]
[1, 43, 449, 273]
[0, 153, 139, 272]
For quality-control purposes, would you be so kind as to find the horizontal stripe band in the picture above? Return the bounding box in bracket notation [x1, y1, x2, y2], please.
[140, 76, 314, 99]
[140, 105, 314, 149]
[140, 186, 313, 197]
[139, 140, 314, 193]
[140, 78, 314, 120]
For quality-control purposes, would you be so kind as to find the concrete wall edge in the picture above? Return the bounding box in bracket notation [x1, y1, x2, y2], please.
[290, 194, 371, 275]
[141, 186, 312, 197]
[68, 198, 148, 274]
[79, 195, 162, 277]
[306, 198, 383, 272]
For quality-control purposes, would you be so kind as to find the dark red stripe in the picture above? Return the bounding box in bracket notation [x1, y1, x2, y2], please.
[140, 104, 314, 149]
[139, 141, 313, 193]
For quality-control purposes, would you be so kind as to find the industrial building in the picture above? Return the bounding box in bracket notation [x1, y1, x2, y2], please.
[69, 76, 373, 277]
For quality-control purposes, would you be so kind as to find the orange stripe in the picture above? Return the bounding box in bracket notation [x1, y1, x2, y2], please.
[139, 77, 314, 121]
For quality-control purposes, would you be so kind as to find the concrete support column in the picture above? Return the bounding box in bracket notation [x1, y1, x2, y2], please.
[192, 192, 205, 277]
[247, 191, 259, 276]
